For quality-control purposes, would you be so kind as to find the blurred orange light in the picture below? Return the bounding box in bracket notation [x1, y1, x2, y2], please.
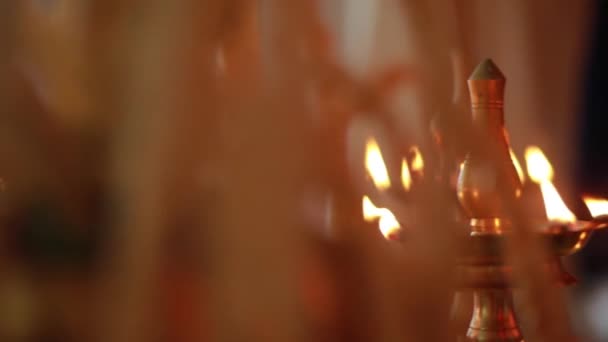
[410, 146, 424, 175]
[525, 146, 575, 223]
[365, 138, 391, 190]
[583, 196, 608, 218]
[362, 196, 400, 238]
[401, 159, 411, 191]
[509, 148, 525, 184]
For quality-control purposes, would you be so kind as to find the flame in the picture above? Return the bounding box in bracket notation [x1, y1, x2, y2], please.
[362, 196, 380, 221]
[362, 196, 401, 238]
[525, 146, 576, 222]
[537, 182, 576, 222]
[509, 148, 525, 184]
[410, 146, 424, 174]
[525, 146, 554, 183]
[583, 196, 608, 218]
[401, 159, 411, 191]
[362, 138, 401, 237]
[365, 138, 391, 190]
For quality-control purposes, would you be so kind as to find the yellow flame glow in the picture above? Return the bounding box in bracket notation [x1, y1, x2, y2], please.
[525, 146, 554, 183]
[410, 146, 424, 174]
[362, 196, 379, 220]
[525, 146, 575, 222]
[362, 196, 400, 238]
[538, 182, 576, 222]
[365, 138, 391, 190]
[401, 159, 411, 191]
[509, 148, 525, 184]
[583, 196, 608, 218]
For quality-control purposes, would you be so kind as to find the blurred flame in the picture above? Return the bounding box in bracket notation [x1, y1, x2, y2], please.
[537, 183, 576, 223]
[362, 196, 400, 238]
[575, 231, 588, 249]
[401, 159, 411, 191]
[525, 146, 576, 222]
[509, 148, 525, 184]
[583, 196, 608, 218]
[362, 196, 379, 220]
[410, 146, 424, 174]
[525, 146, 554, 183]
[365, 138, 391, 190]
[362, 138, 401, 237]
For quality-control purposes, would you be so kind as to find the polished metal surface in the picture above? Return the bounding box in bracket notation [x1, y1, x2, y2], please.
[457, 59, 522, 234]
[466, 289, 523, 342]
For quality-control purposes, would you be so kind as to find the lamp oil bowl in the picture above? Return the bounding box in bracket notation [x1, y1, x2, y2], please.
[454, 59, 603, 342]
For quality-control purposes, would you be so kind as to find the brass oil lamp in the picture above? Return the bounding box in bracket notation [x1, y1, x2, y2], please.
[456, 58, 524, 342]
[356, 58, 608, 342]
[455, 59, 603, 342]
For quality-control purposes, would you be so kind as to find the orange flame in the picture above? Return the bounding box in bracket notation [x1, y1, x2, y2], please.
[365, 138, 390, 190]
[583, 196, 608, 218]
[525, 146, 576, 223]
[362, 196, 400, 238]
[401, 159, 411, 191]
[410, 146, 424, 175]
[509, 148, 525, 184]
[362, 138, 401, 237]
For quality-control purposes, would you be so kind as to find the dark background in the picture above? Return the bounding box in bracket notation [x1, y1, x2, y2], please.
[578, 0, 608, 279]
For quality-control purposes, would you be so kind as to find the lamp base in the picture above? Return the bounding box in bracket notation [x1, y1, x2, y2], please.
[465, 289, 523, 342]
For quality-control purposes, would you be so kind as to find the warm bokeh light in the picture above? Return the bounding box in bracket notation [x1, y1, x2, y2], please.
[525, 146, 554, 183]
[538, 182, 576, 222]
[410, 146, 424, 175]
[362, 138, 401, 237]
[365, 138, 391, 190]
[583, 196, 608, 218]
[362, 196, 400, 238]
[362, 195, 380, 221]
[401, 159, 411, 191]
[525, 146, 576, 222]
[509, 148, 525, 184]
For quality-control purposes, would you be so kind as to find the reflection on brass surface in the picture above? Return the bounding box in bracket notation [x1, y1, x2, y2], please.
[457, 59, 522, 234]
[470, 218, 510, 235]
[466, 289, 523, 342]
